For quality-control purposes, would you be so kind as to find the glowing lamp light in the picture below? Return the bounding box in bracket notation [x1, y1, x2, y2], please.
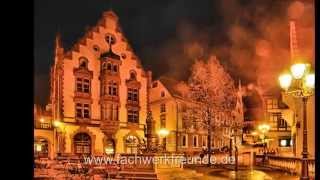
[258, 124, 271, 134]
[53, 120, 62, 128]
[158, 128, 169, 138]
[279, 74, 292, 90]
[305, 73, 315, 89]
[36, 144, 42, 152]
[280, 139, 287, 147]
[251, 131, 258, 136]
[290, 63, 306, 79]
[40, 118, 44, 123]
[105, 147, 114, 155]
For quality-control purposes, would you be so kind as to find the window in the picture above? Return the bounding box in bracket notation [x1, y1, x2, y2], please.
[93, 45, 100, 52]
[160, 103, 166, 113]
[152, 82, 158, 88]
[76, 103, 90, 119]
[267, 99, 278, 109]
[105, 34, 116, 45]
[128, 88, 138, 102]
[129, 71, 136, 80]
[202, 136, 207, 147]
[113, 65, 118, 72]
[279, 138, 291, 147]
[161, 91, 165, 97]
[193, 135, 198, 147]
[269, 113, 289, 131]
[160, 114, 166, 128]
[76, 78, 90, 93]
[79, 57, 88, 69]
[107, 63, 112, 70]
[108, 81, 118, 96]
[181, 134, 187, 147]
[121, 53, 126, 59]
[74, 133, 91, 155]
[125, 135, 139, 154]
[128, 110, 139, 123]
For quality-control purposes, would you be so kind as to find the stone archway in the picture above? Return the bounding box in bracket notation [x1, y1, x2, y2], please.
[103, 136, 116, 156]
[123, 132, 141, 154]
[70, 127, 96, 156]
[34, 136, 51, 159]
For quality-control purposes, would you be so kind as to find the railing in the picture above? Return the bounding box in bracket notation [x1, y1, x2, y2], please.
[255, 154, 315, 178]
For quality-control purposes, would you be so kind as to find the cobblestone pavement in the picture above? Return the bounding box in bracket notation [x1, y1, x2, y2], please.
[158, 167, 300, 180]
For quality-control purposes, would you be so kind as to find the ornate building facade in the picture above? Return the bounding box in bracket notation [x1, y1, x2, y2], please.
[34, 10, 152, 159]
[149, 77, 244, 155]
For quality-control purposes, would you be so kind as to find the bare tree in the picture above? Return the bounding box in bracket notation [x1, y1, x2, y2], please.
[188, 56, 237, 166]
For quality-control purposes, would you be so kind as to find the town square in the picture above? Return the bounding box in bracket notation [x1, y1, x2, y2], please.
[34, 0, 315, 179]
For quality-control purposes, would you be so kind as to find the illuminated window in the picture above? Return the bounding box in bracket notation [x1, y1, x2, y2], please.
[128, 110, 139, 123]
[279, 138, 291, 147]
[267, 99, 278, 109]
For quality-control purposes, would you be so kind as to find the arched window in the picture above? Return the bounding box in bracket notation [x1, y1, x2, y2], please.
[105, 34, 116, 45]
[104, 139, 115, 156]
[34, 138, 49, 158]
[73, 133, 91, 155]
[125, 135, 139, 154]
[129, 71, 136, 80]
[79, 57, 88, 69]
[93, 45, 100, 52]
[107, 63, 112, 70]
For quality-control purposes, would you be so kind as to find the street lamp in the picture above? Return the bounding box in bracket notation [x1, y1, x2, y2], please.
[158, 128, 169, 151]
[258, 123, 270, 162]
[278, 62, 314, 180]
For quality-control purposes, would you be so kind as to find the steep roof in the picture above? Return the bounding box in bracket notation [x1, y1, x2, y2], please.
[158, 76, 183, 98]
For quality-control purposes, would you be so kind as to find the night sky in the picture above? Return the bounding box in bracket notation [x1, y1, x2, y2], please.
[35, 0, 313, 106]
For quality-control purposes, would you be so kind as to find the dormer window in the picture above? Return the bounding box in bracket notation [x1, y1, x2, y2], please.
[105, 34, 116, 45]
[93, 45, 100, 52]
[79, 57, 88, 69]
[113, 65, 118, 72]
[107, 63, 112, 70]
[129, 71, 137, 80]
[161, 91, 165, 97]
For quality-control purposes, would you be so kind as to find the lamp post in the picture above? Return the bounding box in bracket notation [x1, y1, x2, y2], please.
[158, 128, 169, 152]
[279, 63, 314, 180]
[258, 124, 271, 157]
[53, 120, 63, 157]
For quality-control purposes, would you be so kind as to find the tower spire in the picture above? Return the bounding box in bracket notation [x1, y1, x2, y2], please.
[289, 20, 299, 62]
